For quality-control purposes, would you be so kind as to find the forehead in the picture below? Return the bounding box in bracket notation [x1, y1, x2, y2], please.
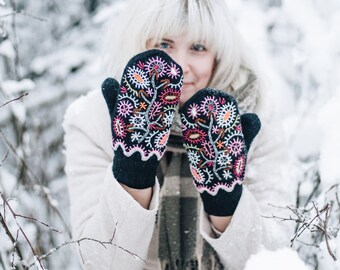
[140, 1, 223, 56]
[155, 32, 206, 45]
[147, 18, 216, 51]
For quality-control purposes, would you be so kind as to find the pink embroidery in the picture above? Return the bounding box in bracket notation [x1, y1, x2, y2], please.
[112, 52, 183, 161]
[145, 56, 167, 77]
[117, 100, 133, 117]
[181, 93, 247, 195]
[201, 96, 219, 115]
[187, 103, 201, 119]
[113, 117, 126, 139]
[167, 62, 181, 79]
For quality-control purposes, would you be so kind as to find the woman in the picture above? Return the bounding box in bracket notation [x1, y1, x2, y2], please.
[63, 0, 294, 269]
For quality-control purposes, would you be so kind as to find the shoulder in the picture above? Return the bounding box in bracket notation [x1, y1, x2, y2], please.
[248, 117, 287, 160]
[63, 89, 111, 149]
[64, 89, 107, 123]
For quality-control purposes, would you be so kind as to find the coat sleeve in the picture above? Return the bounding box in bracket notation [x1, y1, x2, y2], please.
[200, 118, 296, 270]
[63, 91, 159, 270]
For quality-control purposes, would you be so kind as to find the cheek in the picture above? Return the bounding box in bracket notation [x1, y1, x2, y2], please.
[199, 58, 215, 85]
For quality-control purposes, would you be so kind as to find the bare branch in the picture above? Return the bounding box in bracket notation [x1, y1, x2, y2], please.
[11, 229, 21, 269]
[323, 204, 337, 261]
[0, 212, 23, 259]
[295, 239, 320, 248]
[2, 202, 147, 270]
[0, 10, 47, 22]
[0, 129, 71, 236]
[1, 192, 46, 269]
[0, 150, 9, 166]
[15, 213, 62, 234]
[263, 201, 337, 261]
[0, 92, 29, 109]
[26, 221, 147, 268]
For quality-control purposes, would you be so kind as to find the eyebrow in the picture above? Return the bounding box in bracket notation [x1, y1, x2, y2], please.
[162, 38, 174, 44]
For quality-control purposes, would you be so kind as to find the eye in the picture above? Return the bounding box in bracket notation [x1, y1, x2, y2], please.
[191, 43, 207, 52]
[156, 41, 171, 49]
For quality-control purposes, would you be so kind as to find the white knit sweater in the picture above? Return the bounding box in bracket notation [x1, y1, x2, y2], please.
[63, 89, 294, 270]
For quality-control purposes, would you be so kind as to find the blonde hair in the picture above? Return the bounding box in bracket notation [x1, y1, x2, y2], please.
[102, 0, 267, 113]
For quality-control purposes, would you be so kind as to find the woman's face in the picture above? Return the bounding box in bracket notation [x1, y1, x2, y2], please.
[147, 32, 215, 105]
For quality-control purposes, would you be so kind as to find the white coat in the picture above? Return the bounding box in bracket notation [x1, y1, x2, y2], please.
[63, 89, 295, 270]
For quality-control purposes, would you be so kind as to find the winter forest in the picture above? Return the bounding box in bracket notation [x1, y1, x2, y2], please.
[0, 0, 339, 269]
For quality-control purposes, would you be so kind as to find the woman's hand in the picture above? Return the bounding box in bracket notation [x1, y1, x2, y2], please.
[180, 88, 261, 228]
[101, 50, 183, 206]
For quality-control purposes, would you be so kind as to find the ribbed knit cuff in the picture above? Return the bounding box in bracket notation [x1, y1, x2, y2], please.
[200, 185, 243, 216]
[112, 146, 158, 189]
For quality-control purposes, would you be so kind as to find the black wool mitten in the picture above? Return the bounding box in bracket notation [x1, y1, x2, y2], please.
[180, 88, 261, 216]
[102, 49, 183, 189]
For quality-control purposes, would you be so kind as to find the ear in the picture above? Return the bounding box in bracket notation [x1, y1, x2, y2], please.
[101, 77, 119, 115]
[240, 113, 261, 151]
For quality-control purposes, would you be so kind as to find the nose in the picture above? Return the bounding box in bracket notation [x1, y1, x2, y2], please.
[171, 51, 190, 74]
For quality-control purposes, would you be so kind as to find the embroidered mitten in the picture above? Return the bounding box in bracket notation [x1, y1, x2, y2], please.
[102, 49, 183, 189]
[180, 88, 261, 216]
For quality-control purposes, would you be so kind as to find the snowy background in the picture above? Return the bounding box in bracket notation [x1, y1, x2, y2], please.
[0, 0, 339, 269]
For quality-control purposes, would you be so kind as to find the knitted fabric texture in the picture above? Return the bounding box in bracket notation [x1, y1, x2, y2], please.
[157, 151, 224, 270]
[179, 88, 261, 216]
[169, 72, 258, 139]
[102, 49, 183, 189]
[157, 74, 260, 268]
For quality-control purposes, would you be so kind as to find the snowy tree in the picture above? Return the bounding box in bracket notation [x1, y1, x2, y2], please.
[1, 0, 339, 269]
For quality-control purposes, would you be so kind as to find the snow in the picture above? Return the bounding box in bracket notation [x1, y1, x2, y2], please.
[0, 168, 17, 194]
[92, 1, 127, 25]
[318, 89, 340, 188]
[0, 39, 15, 59]
[1, 0, 340, 269]
[10, 101, 26, 124]
[317, 239, 340, 270]
[244, 248, 310, 270]
[30, 47, 91, 78]
[1, 79, 35, 95]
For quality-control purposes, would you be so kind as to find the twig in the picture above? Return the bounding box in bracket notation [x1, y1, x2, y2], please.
[0, 10, 47, 22]
[26, 221, 147, 268]
[325, 184, 340, 210]
[0, 212, 25, 261]
[323, 204, 336, 261]
[2, 191, 146, 268]
[296, 181, 301, 208]
[0, 92, 28, 108]
[8, 0, 20, 79]
[295, 239, 320, 248]
[264, 201, 338, 261]
[1, 192, 46, 269]
[304, 170, 321, 207]
[11, 229, 20, 269]
[15, 213, 62, 234]
[0, 129, 72, 236]
[0, 150, 9, 166]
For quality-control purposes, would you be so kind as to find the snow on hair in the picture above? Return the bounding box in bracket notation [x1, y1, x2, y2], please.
[101, 0, 264, 103]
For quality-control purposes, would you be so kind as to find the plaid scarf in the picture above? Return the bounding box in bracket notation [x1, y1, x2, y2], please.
[156, 73, 258, 270]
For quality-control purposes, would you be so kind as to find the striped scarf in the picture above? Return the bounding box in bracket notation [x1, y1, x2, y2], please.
[156, 73, 258, 270]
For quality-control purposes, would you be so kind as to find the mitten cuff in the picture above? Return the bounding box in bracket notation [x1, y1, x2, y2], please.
[112, 146, 158, 189]
[200, 185, 243, 216]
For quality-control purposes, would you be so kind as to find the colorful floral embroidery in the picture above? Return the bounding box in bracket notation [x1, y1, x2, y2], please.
[112, 51, 183, 160]
[145, 56, 167, 77]
[167, 62, 181, 79]
[127, 66, 150, 89]
[180, 89, 247, 195]
[187, 103, 201, 119]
